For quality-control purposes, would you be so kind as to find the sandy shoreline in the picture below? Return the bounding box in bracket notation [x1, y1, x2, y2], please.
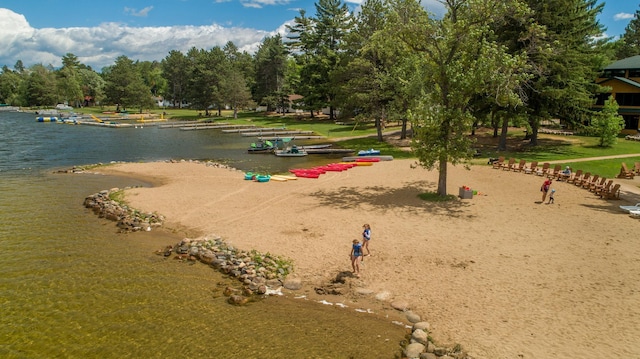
[97, 159, 640, 358]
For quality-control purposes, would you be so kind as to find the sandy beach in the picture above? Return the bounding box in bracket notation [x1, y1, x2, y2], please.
[98, 159, 640, 359]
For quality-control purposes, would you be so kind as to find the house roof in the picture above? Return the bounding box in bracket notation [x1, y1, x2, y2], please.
[597, 76, 640, 89]
[604, 55, 640, 70]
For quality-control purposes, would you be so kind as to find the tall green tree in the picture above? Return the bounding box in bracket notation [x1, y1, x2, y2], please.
[186, 47, 226, 116]
[0, 66, 25, 106]
[254, 35, 289, 112]
[102, 56, 153, 112]
[391, 0, 530, 196]
[516, 0, 607, 145]
[615, 9, 640, 59]
[286, 1, 352, 119]
[161, 50, 190, 108]
[334, 0, 401, 140]
[25, 64, 58, 107]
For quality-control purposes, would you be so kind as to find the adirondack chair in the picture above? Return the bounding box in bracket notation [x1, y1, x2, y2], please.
[635, 162, 640, 175]
[617, 162, 635, 179]
[502, 157, 516, 171]
[548, 164, 561, 179]
[601, 183, 621, 200]
[536, 162, 550, 176]
[577, 172, 591, 186]
[566, 169, 582, 184]
[557, 166, 572, 181]
[492, 157, 505, 169]
[583, 174, 599, 189]
[589, 177, 606, 192]
[524, 161, 538, 174]
[593, 180, 613, 195]
[513, 159, 526, 172]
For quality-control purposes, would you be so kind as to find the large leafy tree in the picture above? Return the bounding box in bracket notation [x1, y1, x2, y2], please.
[78, 68, 105, 107]
[0, 66, 25, 106]
[102, 56, 153, 112]
[25, 64, 58, 107]
[592, 97, 624, 147]
[391, 0, 530, 196]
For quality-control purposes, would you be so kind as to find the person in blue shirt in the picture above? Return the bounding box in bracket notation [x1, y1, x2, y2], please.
[362, 224, 372, 257]
[350, 239, 363, 278]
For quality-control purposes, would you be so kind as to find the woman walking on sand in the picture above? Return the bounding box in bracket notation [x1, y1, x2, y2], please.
[541, 179, 552, 202]
[362, 224, 372, 257]
[350, 239, 363, 278]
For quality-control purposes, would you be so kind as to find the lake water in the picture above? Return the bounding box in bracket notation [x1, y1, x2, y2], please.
[0, 112, 407, 358]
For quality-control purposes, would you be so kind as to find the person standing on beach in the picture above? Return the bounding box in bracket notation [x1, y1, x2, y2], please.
[362, 224, 372, 257]
[350, 239, 363, 278]
[547, 189, 555, 204]
[541, 179, 552, 202]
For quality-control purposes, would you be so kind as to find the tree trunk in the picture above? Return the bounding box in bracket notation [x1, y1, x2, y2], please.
[492, 110, 499, 137]
[530, 124, 539, 146]
[437, 156, 448, 196]
[400, 119, 407, 140]
[498, 113, 509, 151]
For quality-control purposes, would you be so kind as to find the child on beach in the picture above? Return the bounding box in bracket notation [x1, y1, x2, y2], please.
[362, 224, 371, 257]
[547, 189, 555, 204]
[350, 239, 363, 278]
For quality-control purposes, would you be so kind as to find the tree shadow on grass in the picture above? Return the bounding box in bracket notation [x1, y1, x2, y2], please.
[309, 180, 474, 218]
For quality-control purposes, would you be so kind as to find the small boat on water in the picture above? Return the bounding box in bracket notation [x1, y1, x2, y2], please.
[274, 145, 308, 157]
[248, 140, 275, 153]
[358, 149, 381, 156]
[342, 155, 394, 162]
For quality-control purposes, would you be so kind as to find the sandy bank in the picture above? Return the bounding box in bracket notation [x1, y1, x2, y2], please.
[98, 159, 640, 359]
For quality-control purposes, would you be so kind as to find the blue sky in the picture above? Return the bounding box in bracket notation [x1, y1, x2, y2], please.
[0, 0, 636, 70]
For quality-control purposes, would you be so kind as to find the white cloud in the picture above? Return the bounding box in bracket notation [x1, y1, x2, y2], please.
[240, 0, 293, 9]
[614, 12, 635, 21]
[0, 8, 272, 70]
[124, 6, 154, 17]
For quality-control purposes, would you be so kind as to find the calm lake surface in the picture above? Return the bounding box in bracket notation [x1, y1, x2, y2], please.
[0, 111, 407, 358]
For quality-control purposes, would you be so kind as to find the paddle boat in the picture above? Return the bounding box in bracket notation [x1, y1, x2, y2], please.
[274, 145, 308, 157]
[254, 175, 271, 182]
[248, 140, 275, 153]
[357, 149, 381, 156]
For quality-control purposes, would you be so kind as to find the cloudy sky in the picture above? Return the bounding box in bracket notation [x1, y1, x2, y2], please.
[0, 0, 633, 71]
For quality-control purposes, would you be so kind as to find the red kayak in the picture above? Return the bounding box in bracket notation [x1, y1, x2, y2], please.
[355, 157, 380, 162]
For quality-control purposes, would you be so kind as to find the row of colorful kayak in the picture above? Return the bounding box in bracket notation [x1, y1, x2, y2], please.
[243, 157, 379, 182]
[289, 161, 374, 178]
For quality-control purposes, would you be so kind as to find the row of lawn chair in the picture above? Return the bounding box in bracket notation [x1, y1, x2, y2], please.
[491, 157, 621, 199]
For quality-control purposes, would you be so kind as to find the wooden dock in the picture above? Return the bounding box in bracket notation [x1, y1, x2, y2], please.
[180, 124, 256, 131]
[241, 130, 315, 137]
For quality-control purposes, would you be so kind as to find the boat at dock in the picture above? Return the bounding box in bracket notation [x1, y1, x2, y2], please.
[274, 145, 308, 157]
[342, 155, 394, 161]
[248, 140, 275, 153]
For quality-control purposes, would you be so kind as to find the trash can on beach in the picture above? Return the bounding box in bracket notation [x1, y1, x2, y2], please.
[459, 187, 473, 199]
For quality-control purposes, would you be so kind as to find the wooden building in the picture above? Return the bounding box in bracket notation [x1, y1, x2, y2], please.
[595, 55, 640, 134]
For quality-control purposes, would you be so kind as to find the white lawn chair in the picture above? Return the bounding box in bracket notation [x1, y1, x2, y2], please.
[620, 203, 640, 213]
